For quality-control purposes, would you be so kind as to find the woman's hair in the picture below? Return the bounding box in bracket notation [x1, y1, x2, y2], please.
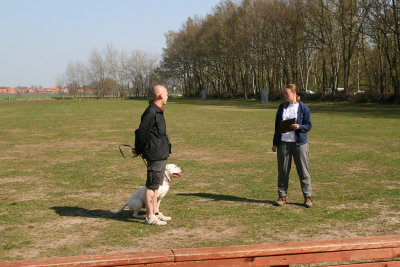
[284, 84, 300, 108]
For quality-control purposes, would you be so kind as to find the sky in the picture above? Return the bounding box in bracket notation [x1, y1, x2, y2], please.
[0, 0, 221, 88]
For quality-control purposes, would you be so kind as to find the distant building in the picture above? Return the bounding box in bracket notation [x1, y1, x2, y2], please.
[36, 88, 48, 93]
[0, 87, 67, 94]
[17, 88, 33, 93]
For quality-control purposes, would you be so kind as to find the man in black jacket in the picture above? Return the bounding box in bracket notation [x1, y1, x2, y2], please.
[133, 85, 171, 225]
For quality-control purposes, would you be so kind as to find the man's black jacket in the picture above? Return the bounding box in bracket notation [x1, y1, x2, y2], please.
[135, 101, 171, 161]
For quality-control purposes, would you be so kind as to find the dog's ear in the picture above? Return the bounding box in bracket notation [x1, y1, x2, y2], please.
[164, 168, 172, 182]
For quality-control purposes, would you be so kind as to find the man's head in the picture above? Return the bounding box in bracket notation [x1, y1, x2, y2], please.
[153, 85, 168, 106]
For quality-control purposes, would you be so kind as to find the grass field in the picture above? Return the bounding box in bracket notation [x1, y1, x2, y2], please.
[0, 93, 63, 100]
[0, 98, 399, 261]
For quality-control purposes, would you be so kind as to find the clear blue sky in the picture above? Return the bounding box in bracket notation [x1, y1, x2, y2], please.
[0, 0, 221, 88]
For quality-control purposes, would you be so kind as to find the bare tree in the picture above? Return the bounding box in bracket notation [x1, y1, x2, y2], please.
[368, 0, 400, 99]
[104, 44, 121, 97]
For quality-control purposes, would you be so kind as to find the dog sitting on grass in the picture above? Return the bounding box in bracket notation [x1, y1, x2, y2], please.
[111, 164, 182, 220]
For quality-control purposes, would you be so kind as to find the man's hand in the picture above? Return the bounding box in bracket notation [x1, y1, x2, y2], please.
[132, 148, 139, 157]
[272, 145, 277, 152]
[290, 124, 300, 130]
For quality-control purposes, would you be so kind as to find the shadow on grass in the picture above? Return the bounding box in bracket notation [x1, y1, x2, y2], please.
[176, 193, 307, 207]
[176, 193, 276, 205]
[50, 206, 144, 223]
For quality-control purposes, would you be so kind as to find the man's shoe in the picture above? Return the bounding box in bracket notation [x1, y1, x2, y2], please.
[274, 196, 287, 206]
[155, 212, 171, 221]
[304, 197, 312, 208]
[145, 214, 167, 226]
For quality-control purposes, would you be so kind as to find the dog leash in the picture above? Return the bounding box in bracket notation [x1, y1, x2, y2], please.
[118, 144, 148, 167]
[118, 144, 134, 159]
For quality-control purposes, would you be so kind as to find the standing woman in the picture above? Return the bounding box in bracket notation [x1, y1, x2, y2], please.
[272, 84, 313, 208]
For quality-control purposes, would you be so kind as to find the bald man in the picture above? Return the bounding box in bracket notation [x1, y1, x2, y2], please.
[134, 85, 171, 225]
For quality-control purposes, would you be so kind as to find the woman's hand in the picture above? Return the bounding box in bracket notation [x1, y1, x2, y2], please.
[272, 145, 277, 152]
[290, 124, 300, 130]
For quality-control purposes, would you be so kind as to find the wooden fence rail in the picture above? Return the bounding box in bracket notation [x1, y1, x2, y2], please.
[1, 235, 399, 267]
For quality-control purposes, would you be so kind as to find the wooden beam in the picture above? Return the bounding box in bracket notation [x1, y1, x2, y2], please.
[172, 235, 400, 262]
[1, 235, 399, 267]
[0, 249, 175, 267]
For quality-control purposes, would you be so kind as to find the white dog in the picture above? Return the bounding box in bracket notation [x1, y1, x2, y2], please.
[112, 164, 182, 220]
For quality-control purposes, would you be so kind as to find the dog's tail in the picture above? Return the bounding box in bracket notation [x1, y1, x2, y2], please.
[111, 203, 128, 214]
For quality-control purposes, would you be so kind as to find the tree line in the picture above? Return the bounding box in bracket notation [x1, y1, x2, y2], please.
[57, 45, 162, 98]
[161, 0, 400, 102]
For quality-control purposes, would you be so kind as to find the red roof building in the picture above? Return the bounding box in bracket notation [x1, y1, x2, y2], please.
[36, 88, 48, 93]
[17, 88, 32, 93]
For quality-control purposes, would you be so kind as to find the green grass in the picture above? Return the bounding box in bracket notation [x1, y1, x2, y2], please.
[0, 93, 65, 100]
[0, 98, 399, 261]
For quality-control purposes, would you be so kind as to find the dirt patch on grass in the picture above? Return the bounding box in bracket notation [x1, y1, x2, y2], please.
[0, 175, 50, 202]
[326, 200, 400, 235]
[6, 248, 41, 261]
[347, 163, 370, 174]
[173, 148, 236, 163]
[381, 179, 400, 190]
[4, 217, 104, 261]
[104, 223, 246, 255]
[0, 176, 33, 185]
[11, 139, 104, 152]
